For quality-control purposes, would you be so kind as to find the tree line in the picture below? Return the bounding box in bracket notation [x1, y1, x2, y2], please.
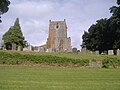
[82, 0, 120, 55]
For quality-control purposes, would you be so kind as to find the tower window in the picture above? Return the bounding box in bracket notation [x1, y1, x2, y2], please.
[56, 25, 59, 28]
[56, 23, 59, 29]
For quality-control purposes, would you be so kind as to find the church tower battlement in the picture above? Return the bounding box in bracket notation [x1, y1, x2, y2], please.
[46, 19, 72, 52]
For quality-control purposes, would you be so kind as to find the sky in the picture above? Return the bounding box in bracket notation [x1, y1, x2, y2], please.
[0, 0, 117, 49]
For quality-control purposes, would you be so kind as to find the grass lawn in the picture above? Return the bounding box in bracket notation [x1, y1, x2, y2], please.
[0, 66, 120, 90]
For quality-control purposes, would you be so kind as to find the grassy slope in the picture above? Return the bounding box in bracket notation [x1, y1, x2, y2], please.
[0, 50, 114, 60]
[0, 66, 120, 90]
[1, 50, 120, 60]
[0, 50, 120, 68]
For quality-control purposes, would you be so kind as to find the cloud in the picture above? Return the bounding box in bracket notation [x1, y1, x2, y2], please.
[0, 0, 116, 49]
[11, 1, 54, 19]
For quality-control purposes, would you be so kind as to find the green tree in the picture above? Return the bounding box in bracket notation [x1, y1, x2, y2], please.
[2, 18, 25, 50]
[82, 19, 108, 54]
[117, 0, 120, 5]
[0, 0, 10, 22]
[82, 0, 120, 55]
[81, 31, 89, 48]
[109, 0, 120, 54]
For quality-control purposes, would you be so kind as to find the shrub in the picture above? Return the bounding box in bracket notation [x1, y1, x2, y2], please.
[102, 57, 120, 68]
[0, 51, 120, 68]
[0, 51, 90, 66]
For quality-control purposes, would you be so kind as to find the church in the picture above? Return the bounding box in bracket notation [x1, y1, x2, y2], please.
[45, 19, 72, 52]
[23, 19, 72, 52]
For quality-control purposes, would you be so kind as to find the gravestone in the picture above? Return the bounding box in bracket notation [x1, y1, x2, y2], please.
[23, 45, 33, 51]
[28, 45, 33, 51]
[17, 46, 22, 51]
[81, 47, 87, 52]
[3, 46, 6, 50]
[0, 46, 2, 50]
[108, 50, 114, 55]
[23, 47, 28, 51]
[95, 51, 99, 54]
[39, 46, 45, 52]
[117, 49, 120, 55]
[33, 46, 39, 52]
[12, 44, 16, 50]
[72, 48, 77, 52]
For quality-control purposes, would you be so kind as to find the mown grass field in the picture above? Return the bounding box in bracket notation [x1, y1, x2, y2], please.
[0, 66, 120, 90]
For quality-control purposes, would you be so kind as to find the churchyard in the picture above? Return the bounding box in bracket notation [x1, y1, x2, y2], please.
[0, 50, 120, 90]
[0, 0, 120, 89]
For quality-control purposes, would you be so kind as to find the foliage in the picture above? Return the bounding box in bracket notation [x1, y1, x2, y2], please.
[0, 51, 90, 66]
[0, 51, 120, 68]
[109, 1, 120, 51]
[82, 19, 108, 53]
[102, 57, 120, 68]
[82, 0, 120, 54]
[117, 0, 120, 5]
[2, 18, 25, 50]
[0, 0, 10, 22]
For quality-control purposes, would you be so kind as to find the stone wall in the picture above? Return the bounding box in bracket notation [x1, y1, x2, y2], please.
[89, 60, 102, 68]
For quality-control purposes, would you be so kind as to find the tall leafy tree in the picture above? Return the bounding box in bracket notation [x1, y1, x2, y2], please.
[82, 0, 120, 55]
[117, 0, 120, 5]
[2, 18, 25, 50]
[82, 19, 108, 54]
[109, 0, 120, 54]
[81, 31, 89, 48]
[0, 0, 10, 22]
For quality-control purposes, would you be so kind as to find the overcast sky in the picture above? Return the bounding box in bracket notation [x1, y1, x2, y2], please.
[0, 0, 116, 49]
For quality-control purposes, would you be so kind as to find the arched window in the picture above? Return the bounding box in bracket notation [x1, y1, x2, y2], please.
[56, 23, 59, 29]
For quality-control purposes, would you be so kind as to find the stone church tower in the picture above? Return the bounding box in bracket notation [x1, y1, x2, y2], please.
[46, 19, 72, 52]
